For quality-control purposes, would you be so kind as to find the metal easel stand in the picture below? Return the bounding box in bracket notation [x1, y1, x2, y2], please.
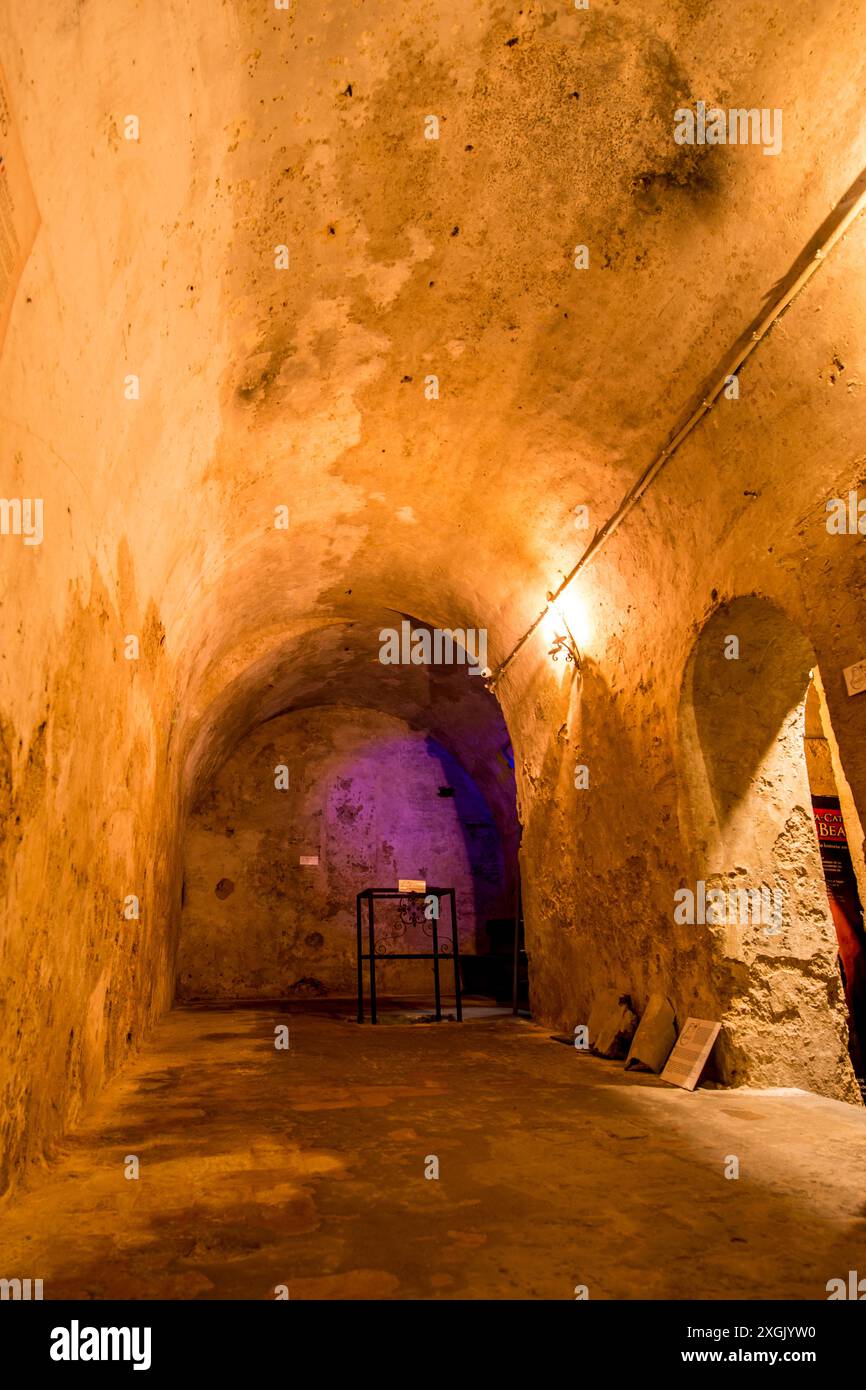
[356, 887, 463, 1025]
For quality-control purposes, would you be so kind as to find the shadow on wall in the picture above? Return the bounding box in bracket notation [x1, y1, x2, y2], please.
[516, 645, 724, 1045]
[689, 598, 814, 837]
[678, 595, 857, 1100]
[422, 736, 507, 941]
[175, 705, 512, 1001]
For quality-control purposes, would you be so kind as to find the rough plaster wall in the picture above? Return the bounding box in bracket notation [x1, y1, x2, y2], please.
[500, 219, 866, 1102]
[0, 573, 184, 1191]
[177, 707, 506, 1000]
[805, 683, 837, 799]
[679, 602, 850, 1096]
[0, 5, 241, 1192]
[805, 738, 836, 798]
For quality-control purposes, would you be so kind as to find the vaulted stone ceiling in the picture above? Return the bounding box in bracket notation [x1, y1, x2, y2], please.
[5, 0, 865, 785]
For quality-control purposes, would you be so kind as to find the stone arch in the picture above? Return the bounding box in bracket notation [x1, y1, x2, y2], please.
[678, 595, 857, 1100]
[173, 607, 521, 1005]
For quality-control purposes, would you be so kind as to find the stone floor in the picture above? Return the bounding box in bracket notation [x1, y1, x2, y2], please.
[3, 1000, 866, 1300]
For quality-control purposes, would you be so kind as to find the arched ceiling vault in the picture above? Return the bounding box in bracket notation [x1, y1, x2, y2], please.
[183, 613, 518, 846]
[4, 0, 866, 785]
[172, 0, 866, 763]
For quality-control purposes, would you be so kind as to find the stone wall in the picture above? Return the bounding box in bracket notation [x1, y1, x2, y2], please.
[499, 225, 866, 1104]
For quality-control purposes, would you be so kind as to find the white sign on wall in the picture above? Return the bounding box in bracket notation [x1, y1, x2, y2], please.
[843, 660, 866, 698]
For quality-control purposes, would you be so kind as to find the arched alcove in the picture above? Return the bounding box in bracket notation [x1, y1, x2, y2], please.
[678, 596, 857, 1099]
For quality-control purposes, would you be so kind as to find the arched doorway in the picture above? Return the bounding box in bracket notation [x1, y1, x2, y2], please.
[679, 595, 860, 1100]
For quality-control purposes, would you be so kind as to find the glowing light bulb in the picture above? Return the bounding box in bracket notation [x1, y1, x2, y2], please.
[544, 589, 592, 660]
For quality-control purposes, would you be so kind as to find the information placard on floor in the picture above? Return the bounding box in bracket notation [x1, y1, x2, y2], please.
[660, 1017, 721, 1091]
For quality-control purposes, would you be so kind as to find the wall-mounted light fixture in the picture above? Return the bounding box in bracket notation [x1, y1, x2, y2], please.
[488, 576, 592, 690]
[545, 592, 581, 668]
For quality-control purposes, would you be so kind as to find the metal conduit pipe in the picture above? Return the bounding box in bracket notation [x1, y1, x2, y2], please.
[491, 165, 866, 689]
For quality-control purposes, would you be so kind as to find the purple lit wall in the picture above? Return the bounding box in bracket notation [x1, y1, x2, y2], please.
[176, 705, 514, 1000]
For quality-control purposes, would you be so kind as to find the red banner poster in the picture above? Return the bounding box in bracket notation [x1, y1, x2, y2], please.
[813, 796, 866, 1088]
